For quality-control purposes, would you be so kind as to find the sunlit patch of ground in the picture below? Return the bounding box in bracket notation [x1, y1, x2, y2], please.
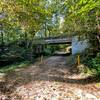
[0, 56, 100, 100]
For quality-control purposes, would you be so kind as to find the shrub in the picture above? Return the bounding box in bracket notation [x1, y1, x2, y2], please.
[85, 52, 100, 75]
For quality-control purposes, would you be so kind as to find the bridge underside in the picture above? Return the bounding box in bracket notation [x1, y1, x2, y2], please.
[33, 37, 72, 45]
[34, 42, 72, 45]
[44, 42, 71, 45]
[33, 37, 72, 54]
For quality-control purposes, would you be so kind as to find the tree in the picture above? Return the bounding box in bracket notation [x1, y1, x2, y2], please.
[64, 0, 100, 50]
[0, 0, 52, 46]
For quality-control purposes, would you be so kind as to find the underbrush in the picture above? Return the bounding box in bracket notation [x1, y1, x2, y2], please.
[0, 46, 35, 66]
[0, 61, 31, 73]
[83, 52, 100, 76]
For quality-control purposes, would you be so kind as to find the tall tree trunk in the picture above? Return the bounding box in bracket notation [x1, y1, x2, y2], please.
[96, 11, 100, 49]
[1, 31, 4, 52]
[44, 22, 47, 37]
[24, 32, 28, 49]
[48, 28, 51, 37]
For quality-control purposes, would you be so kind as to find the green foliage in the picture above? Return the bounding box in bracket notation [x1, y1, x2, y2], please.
[65, 0, 100, 35]
[0, 0, 100, 68]
[85, 53, 100, 75]
[0, 61, 31, 73]
[0, 46, 33, 67]
[44, 48, 52, 56]
[43, 44, 67, 56]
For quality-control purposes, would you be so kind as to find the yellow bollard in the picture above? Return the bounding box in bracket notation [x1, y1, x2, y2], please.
[77, 55, 80, 66]
[41, 55, 43, 63]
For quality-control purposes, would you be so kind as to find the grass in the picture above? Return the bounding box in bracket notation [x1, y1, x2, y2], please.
[0, 61, 31, 73]
[96, 83, 100, 87]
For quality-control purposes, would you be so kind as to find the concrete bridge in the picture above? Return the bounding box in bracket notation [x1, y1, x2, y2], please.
[33, 36, 90, 55]
[33, 36, 72, 54]
[33, 36, 72, 44]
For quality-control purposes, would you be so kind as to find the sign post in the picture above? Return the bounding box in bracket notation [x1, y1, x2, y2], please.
[41, 55, 43, 63]
[77, 55, 80, 66]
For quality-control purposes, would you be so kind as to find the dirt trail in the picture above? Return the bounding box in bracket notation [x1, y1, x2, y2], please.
[0, 56, 100, 100]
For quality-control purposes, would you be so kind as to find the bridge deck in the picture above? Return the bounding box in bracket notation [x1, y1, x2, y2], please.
[33, 37, 72, 44]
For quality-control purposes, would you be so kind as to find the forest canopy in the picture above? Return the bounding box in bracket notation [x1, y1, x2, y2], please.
[0, 0, 100, 66]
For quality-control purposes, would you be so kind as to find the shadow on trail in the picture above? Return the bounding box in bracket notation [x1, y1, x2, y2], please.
[28, 63, 100, 85]
[0, 56, 100, 97]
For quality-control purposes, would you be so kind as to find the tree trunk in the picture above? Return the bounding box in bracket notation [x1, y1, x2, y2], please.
[44, 22, 47, 37]
[24, 32, 28, 48]
[1, 31, 4, 52]
[96, 11, 100, 49]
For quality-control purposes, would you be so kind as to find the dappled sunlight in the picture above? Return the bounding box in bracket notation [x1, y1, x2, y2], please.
[0, 0, 100, 99]
[0, 56, 100, 99]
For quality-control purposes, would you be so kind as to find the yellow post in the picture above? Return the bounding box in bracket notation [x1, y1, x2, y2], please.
[77, 55, 80, 66]
[41, 55, 43, 63]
